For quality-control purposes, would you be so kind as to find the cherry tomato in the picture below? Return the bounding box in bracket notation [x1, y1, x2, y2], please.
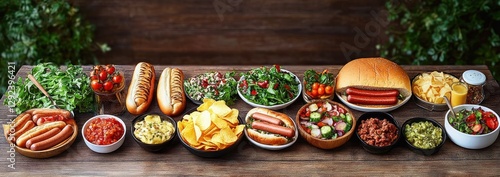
[306, 90, 313, 97]
[90, 75, 99, 81]
[103, 81, 114, 91]
[312, 82, 320, 90]
[99, 70, 108, 81]
[106, 65, 115, 75]
[94, 65, 104, 72]
[311, 89, 318, 98]
[325, 86, 334, 95]
[318, 86, 325, 96]
[466, 114, 476, 123]
[91, 80, 103, 91]
[112, 74, 123, 84]
[486, 118, 498, 130]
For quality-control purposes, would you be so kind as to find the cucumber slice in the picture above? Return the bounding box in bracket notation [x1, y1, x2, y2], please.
[321, 126, 334, 139]
[344, 113, 352, 124]
[310, 112, 321, 123]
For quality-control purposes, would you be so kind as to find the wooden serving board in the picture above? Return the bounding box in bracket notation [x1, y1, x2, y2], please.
[5, 119, 78, 159]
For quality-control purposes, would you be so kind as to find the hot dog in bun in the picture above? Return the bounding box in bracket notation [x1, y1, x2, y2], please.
[335, 58, 411, 107]
[245, 108, 296, 145]
[157, 67, 186, 116]
[126, 62, 156, 115]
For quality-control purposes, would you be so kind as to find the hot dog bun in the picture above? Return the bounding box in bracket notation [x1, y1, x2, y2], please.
[157, 67, 186, 116]
[336, 58, 411, 101]
[245, 108, 296, 145]
[126, 62, 156, 115]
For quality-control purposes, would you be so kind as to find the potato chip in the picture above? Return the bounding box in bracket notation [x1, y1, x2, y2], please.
[198, 98, 216, 111]
[223, 109, 240, 125]
[413, 71, 458, 104]
[222, 127, 239, 143]
[180, 121, 199, 146]
[209, 100, 232, 117]
[233, 125, 245, 136]
[178, 98, 242, 151]
[196, 110, 212, 131]
[194, 124, 202, 141]
[212, 114, 229, 129]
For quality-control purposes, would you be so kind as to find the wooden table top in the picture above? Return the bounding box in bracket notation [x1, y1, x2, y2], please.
[1, 65, 499, 176]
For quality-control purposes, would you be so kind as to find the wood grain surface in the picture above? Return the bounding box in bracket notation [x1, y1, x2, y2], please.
[1, 65, 499, 176]
[69, 0, 387, 65]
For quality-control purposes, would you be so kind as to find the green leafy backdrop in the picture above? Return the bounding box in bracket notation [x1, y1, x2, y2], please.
[378, 0, 500, 81]
[0, 0, 109, 97]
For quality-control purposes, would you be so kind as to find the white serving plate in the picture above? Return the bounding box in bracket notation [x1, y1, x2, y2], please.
[335, 92, 411, 112]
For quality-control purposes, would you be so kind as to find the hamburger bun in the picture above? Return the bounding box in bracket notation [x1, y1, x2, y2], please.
[336, 57, 411, 98]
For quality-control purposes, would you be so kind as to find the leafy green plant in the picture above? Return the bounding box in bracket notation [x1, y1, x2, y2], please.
[0, 0, 110, 97]
[378, 0, 500, 81]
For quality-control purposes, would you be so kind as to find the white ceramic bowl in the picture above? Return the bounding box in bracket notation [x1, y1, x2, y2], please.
[237, 69, 302, 110]
[82, 114, 126, 153]
[445, 104, 500, 149]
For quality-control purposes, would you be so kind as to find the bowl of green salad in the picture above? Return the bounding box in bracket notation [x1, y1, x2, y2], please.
[237, 65, 302, 110]
[184, 71, 238, 105]
[445, 104, 499, 149]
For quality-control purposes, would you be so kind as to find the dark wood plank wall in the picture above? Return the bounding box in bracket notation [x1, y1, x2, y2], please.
[71, 0, 387, 65]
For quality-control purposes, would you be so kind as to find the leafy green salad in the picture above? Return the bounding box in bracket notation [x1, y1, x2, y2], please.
[449, 107, 498, 135]
[184, 71, 238, 105]
[3, 63, 94, 114]
[238, 65, 300, 106]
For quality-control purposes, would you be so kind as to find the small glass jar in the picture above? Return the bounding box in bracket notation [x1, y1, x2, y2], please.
[460, 70, 486, 104]
[94, 73, 126, 116]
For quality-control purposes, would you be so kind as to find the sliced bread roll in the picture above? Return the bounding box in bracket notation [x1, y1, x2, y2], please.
[335, 58, 411, 98]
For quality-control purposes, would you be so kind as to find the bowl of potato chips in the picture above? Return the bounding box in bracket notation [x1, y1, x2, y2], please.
[412, 71, 459, 111]
[177, 98, 245, 158]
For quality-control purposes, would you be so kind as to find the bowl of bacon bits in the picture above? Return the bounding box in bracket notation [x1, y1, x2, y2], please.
[296, 100, 356, 149]
[83, 115, 126, 153]
[356, 112, 400, 154]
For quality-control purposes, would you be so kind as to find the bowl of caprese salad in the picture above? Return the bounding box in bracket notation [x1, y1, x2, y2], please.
[295, 100, 356, 149]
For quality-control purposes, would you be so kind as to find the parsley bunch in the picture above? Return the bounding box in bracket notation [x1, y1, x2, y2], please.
[3, 63, 94, 114]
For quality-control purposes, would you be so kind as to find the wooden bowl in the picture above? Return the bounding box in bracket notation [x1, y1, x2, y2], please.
[296, 100, 356, 149]
[15, 119, 78, 158]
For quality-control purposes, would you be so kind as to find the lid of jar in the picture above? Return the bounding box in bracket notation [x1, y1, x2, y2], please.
[462, 70, 486, 85]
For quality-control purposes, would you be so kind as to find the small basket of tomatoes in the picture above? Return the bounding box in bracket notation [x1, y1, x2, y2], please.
[302, 69, 335, 102]
[89, 65, 126, 115]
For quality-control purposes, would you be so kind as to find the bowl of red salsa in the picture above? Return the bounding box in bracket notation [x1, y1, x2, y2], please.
[83, 115, 126, 153]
